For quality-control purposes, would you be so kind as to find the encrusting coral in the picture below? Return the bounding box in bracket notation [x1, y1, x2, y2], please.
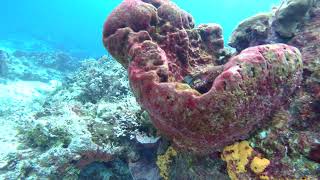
[103, 0, 303, 155]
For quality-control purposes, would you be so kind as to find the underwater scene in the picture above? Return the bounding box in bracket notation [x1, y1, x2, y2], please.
[0, 0, 319, 179]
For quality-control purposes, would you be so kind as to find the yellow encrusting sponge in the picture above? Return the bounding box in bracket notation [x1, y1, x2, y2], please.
[221, 140, 271, 180]
[221, 141, 253, 180]
[250, 156, 270, 174]
[156, 146, 177, 180]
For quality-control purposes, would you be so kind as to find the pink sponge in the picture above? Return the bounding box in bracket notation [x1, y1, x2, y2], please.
[103, 0, 303, 154]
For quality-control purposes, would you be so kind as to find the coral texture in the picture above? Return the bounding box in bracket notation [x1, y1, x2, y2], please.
[103, 0, 303, 154]
[228, 2, 320, 177]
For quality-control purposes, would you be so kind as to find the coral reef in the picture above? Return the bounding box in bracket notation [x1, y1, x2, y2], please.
[0, 49, 78, 82]
[12, 50, 78, 72]
[0, 56, 160, 179]
[221, 139, 317, 180]
[103, 0, 303, 154]
[17, 123, 71, 150]
[0, 0, 319, 179]
[64, 56, 130, 104]
[247, 107, 320, 179]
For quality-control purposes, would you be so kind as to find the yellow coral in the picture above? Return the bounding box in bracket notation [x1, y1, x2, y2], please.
[250, 156, 270, 174]
[221, 141, 253, 180]
[156, 146, 177, 180]
[259, 175, 269, 180]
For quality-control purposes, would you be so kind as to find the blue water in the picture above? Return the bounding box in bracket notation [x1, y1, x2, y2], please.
[0, 0, 280, 58]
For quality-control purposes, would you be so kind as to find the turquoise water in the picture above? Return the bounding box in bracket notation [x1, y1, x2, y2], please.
[1, 0, 280, 57]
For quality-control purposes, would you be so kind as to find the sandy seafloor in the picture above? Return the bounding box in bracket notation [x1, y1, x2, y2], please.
[0, 40, 65, 177]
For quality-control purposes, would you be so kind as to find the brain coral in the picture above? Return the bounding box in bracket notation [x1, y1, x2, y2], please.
[103, 0, 303, 154]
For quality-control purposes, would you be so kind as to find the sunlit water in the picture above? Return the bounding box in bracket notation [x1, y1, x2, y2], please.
[1, 0, 280, 58]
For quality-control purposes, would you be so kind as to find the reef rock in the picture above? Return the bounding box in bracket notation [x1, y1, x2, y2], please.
[229, 0, 319, 53]
[273, 0, 315, 38]
[229, 13, 272, 52]
[288, 2, 320, 67]
[103, 0, 303, 154]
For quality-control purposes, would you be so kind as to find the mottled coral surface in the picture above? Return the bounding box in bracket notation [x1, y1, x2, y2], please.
[226, 1, 320, 178]
[103, 0, 303, 155]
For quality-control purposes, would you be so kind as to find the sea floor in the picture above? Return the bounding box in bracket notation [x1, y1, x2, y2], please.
[0, 76, 63, 177]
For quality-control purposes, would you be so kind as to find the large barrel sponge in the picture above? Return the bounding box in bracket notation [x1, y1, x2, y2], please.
[103, 0, 303, 154]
